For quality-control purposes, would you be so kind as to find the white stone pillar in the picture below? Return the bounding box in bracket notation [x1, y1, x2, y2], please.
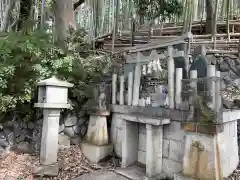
[128, 72, 133, 106]
[138, 98, 146, 107]
[188, 70, 198, 120]
[132, 53, 142, 106]
[207, 65, 216, 109]
[119, 75, 124, 105]
[168, 46, 175, 108]
[190, 70, 198, 88]
[147, 61, 152, 74]
[112, 73, 117, 105]
[40, 109, 60, 165]
[175, 68, 183, 109]
[215, 71, 221, 113]
[142, 64, 147, 75]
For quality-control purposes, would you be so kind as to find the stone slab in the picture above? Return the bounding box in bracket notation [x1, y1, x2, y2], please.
[33, 162, 59, 177]
[115, 165, 145, 180]
[115, 165, 169, 180]
[80, 142, 113, 164]
[123, 114, 170, 126]
[174, 173, 199, 180]
[111, 104, 188, 121]
[73, 171, 129, 180]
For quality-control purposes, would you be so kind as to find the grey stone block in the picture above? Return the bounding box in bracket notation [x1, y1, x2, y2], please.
[70, 137, 81, 145]
[81, 142, 113, 163]
[139, 124, 146, 134]
[138, 133, 146, 151]
[138, 150, 146, 165]
[163, 139, 170, 158]
[163, 121, 184, 141]
[58, 134, 70, 149]
[162, 158, 182, 178]
[16, 141, 33, 154]
[169, 140, 184, 162]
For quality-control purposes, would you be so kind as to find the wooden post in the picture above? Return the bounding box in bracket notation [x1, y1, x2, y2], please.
[168, 46, 175, 109]
[119, 75, 124, 105]
[175, 68, 183, 109]
[112, 73, 117, 105]
[128, 72, 133, 106]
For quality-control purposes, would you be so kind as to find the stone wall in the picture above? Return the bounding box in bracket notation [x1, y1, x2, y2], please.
[111, 113, 184, 177]
[0, 113, 88, 155]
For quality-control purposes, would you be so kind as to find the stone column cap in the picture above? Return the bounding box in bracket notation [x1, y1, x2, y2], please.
[34, 103, 71, 109]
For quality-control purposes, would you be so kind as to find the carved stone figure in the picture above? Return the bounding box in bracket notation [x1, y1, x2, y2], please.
[98, 83, 107, 110]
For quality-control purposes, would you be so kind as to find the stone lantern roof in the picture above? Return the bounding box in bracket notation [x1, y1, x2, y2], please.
[37, 76, 74, 87]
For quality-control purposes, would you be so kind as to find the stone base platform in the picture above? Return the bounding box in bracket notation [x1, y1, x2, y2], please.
[33, 162, 61, 177]
[115, 165, 168, 180]
[174, 173, 198, 180]
[80, 142, 113, 163]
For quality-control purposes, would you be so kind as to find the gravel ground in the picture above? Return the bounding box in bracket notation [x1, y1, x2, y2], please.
[0, 145, 114, 180]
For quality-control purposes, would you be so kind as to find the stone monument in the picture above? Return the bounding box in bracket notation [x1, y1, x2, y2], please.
[33, 76, 73, 176]
[81, 82, 113, 163]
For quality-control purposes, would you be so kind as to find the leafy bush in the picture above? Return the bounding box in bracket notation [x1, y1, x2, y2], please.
[134, 0, 183, 21]
[0, 28, 112, 121]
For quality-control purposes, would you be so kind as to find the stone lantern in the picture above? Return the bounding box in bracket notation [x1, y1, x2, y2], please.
[34, 76, 73, 176]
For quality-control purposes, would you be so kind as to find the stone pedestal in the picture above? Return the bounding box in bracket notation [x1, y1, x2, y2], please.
[175, 111, 239, 180]
[81, 142, 113, 163]
[81, 112, 113, 163]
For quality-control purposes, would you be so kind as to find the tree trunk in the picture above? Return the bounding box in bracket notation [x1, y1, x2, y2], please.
[205, 0, 214, 34]
[53, 0, 76, 46]
[18, 0, 33, 30]
[0, 0, 16, 32]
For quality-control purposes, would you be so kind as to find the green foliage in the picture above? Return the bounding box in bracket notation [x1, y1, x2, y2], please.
[0, 28, 112, 121]
[133, 0, 183, 21]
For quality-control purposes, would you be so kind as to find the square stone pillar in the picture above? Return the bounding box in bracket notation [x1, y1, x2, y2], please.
[146, 124, 163, 177]
[40, 109, 61, 165]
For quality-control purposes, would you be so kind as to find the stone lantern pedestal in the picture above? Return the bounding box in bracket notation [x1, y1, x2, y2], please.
[81, 83, 113, 163]
[33, 77, 73, 176]
[81, 110, 113, 163]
